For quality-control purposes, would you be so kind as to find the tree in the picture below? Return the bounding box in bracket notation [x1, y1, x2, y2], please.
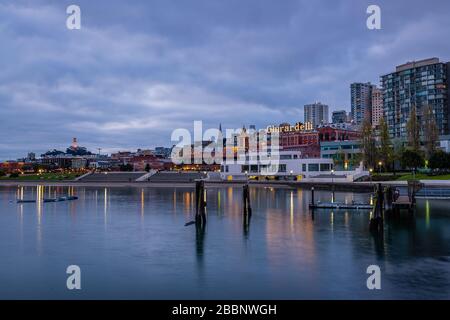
[119, 164, 133, 172]
[391, 138, 404, 175]
[349, 153, 362, 169]
[360, 117, 377, 169]
[378, 117, 393, 171]
[41, 149, 65, 157]
[144, 163, 151, 172]
[423, 105, 438, 159]
[400, 149, 424, 170]
[66, 146, 93, 156]
[332, 148, 345, 169]
[406, 105, 420, 152]
[0, 170, 6, 177]
[428, 150, 450, 171]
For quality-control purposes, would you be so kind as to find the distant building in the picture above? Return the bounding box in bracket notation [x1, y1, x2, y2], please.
[71, 137, 78, 149]
[332, 110, 347, 124]
[320, 140, 362, 170]
[130, 154, 166, 171]
[41, 155, 74, 169]
[154, 147, 172, 158]
[111, 151, 133, 164]
[439, 135, 450, 153]
[321, 122, 359, 131]
[136, 149, 154, 156]
[381, 57, 450, 138]
[0, 161, 24, 173]
[317, 126, 360, 142]
[371, 87, 383, 128]
[71, 158, 87, 170]
[89, 160, 118, 170]
[304, 102, 329, 128]
[277, 125, 360, 159]
[351, 82, 375, 125]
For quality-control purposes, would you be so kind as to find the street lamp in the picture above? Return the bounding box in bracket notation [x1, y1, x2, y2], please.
[378, 161, 382, 174]
[369, 168, 373, 182]
[331, 169, 335, 184]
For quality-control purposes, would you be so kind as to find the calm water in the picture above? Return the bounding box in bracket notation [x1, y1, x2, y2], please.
[0, 185, 449, 299]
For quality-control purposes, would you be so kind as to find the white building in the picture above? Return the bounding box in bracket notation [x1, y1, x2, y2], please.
[220, 151, 328, 180]
[220, 150, 368, 182]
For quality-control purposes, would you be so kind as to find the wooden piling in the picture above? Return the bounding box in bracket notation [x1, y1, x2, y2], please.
[369, 183, 384, 233]
[243, 184, 252, 216]
[195, 180, 206, 226]
[384, 186, 394, 212]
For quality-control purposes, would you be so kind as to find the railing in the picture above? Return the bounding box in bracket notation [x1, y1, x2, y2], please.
[415, 188, 450, 199]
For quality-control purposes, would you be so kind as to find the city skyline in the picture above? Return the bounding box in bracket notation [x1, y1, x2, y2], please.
[1, 0, 450, 160]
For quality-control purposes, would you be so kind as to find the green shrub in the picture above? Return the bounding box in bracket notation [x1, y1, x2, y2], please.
[429, 150, 450, 170]
[400, 149, 424, 170]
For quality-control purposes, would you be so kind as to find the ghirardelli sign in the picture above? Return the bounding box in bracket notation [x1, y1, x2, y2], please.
[266, 122, 314, 133]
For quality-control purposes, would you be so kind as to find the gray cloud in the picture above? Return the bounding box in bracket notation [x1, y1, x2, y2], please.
[1, 0, 449, 159]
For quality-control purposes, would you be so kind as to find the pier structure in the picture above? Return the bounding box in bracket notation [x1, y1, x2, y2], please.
[195, 180, 207, 228]
[308, 181, 422, 233]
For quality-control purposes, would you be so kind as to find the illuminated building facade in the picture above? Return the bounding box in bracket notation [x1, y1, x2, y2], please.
[351, 82, 375, 125]
[381, 57, 450, 138]
[371, 87, 383, 129]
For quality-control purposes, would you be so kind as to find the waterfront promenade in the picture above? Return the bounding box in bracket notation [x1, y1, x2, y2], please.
[2, 178, 450, 191]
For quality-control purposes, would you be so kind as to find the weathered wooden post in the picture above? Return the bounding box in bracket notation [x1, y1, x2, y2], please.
[310, 187, 316, 219]
[384, 186, 393, 212]
[311, 187, 315, 207]
[243, 202, 251, 238]
[370, 183, 384, 233]
[195, 180, 200, 215]
[195, 180, 206, 227]
[242, 184, 252, 237]
[243, 184, 252, 216]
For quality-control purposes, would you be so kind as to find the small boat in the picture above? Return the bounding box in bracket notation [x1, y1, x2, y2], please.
[56, 196, 79, 201]
[17, 199, 37, 204]
[309, 201, 373, 210]
[17, 195, 79, 204]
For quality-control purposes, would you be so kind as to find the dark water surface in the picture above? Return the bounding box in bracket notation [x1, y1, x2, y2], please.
[0, 185, 449, 299]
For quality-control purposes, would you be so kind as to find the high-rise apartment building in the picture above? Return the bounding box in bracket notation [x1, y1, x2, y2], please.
[350, 82, 374, 125]
[304, 102, 329, 128]
[381, 57, 450, 138]
[371, 87, 383, 128]
[332, 110, 347, 124]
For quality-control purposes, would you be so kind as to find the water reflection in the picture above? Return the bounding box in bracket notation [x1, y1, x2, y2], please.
[1, 185, 449, 299]
[141, 188, 145, 219]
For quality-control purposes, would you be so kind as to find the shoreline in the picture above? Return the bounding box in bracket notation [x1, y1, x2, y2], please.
[2, 179, 450, 191]
[0, 180, 450, 193]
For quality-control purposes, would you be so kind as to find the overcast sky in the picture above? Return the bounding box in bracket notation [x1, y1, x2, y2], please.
[1, 0, 449, 160]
